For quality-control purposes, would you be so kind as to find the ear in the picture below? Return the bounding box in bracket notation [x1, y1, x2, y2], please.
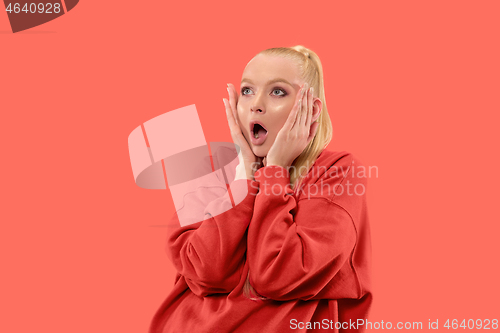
[311, 98, 323, 123]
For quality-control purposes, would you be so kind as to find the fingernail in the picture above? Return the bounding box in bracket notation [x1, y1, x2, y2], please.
[311, 87, 314, 94]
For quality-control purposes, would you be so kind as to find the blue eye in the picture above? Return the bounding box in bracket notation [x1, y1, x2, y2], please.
[272, 88, 286, 96]
[241, 87, 287, 96]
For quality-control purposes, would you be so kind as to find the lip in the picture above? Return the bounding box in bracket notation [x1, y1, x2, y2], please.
[249, 120, 268, 146]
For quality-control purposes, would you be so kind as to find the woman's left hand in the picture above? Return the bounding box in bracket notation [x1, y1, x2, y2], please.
[265, 83, 320, 169]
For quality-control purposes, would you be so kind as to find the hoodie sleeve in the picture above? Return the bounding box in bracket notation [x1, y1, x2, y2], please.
[247, 153, 368, 301]
[165, 178, 259, 297]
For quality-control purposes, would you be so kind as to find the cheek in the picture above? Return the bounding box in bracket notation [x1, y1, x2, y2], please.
[236, 101, 245, 119]
[236, 105, 247, 132]
[273, 98, 295, 115]
[271, 102, 295, 130]
[271, 99, 291, 110]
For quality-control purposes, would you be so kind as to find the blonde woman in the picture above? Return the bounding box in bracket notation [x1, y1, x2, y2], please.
[149, 46, 372, 333]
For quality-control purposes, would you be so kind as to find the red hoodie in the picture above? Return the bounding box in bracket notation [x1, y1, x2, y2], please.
[149, 149, 372, 333]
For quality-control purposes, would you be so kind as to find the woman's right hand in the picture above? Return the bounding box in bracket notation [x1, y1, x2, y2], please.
[223, 83, 262, 180]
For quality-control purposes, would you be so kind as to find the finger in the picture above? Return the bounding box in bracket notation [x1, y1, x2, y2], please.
[306, 121, 320, 145]
[282, 85, 304, 132]
[297, 83, 308, 126]
[224, 97, 245, 143]
[295, 90, 303, 128]
[225, 96, 255, 152]
[223, 98, 237, 132]
[305, 87, 314, 127]
[227, 84, 239, 126]
[293, 84, 307, 127]
[299, 83, 309, 126]
[228, 83, 238, 108]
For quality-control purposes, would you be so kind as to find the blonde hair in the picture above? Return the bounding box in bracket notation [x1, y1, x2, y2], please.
[242, 45, 333, 301]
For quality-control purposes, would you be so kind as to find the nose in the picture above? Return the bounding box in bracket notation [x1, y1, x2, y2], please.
[250, 92, 265, 114]
[251, 106, 264, 113]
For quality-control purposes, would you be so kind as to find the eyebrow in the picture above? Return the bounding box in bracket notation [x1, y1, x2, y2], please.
[240, 78, 294, 87]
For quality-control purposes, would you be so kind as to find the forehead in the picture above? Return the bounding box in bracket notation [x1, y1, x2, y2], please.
[242, 54, 302, 87]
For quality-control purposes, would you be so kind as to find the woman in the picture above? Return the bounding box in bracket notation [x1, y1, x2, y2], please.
[149, 45, 372, 332]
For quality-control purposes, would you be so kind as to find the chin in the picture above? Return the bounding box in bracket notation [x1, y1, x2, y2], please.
[251, 145, 268, 158]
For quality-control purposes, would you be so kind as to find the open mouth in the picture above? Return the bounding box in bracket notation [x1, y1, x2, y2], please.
[250, 121, 268, 145]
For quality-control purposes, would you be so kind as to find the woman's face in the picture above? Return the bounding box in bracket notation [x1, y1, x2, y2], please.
[237, 54, 304, 157]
